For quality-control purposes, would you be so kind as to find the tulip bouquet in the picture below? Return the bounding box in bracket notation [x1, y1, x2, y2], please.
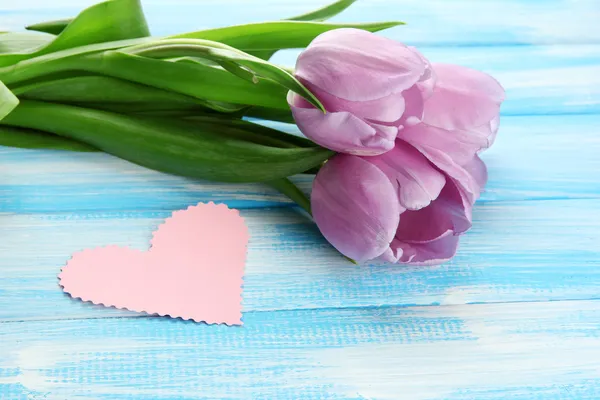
[0, 0, 504, 264]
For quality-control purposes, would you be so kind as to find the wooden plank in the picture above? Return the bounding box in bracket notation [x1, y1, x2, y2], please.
[1, 198, 599, 320]
[2, 113, 599, 213]
[2, 0, 599, 46]
[1, 300, 599, 399]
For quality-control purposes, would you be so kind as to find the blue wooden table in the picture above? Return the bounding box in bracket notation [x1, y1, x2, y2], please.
[2, 1, 600, 399]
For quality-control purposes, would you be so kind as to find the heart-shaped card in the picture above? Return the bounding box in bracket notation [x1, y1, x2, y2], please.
[59, 203, 248, 325]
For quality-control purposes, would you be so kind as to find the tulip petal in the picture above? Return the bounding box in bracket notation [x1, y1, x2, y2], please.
[306, 82, 407, 123]
[408, 142, 480, 205]
[378, 246, 403, 263]
[296, 28, 427, 102]
[312, 154, 401, 261]
[463, 155, 488, 198]
[409, 46, 437, 99]
[404, 145, 477, 235]
[395, 180, 471, 244]
[440, 181, 472, 234]
[392, 231, 460, 265]
[398, 86, 425, 127]
[488, 115, 500, 147]
[422, 63, 505, 131]
[398, 122, 489, 167]
[288, 92, 397, 155]
[395, 208, 453, 244]
[472, 115, 501, 151]
[367, 140, 446, 210]
[392, 48, 436, 129]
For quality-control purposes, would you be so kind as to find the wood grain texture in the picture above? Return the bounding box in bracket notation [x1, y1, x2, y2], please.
[1, 0, 600, 399]
[1, 301, 600, 399]
[1, 199, 600, 321]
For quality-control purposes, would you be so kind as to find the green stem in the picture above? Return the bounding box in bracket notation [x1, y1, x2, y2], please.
[268, 177, 311, 215]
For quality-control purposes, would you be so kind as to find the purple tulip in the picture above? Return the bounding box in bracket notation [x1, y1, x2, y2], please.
[288, 28, 434, 156]
[302, 30, 505, 264]
[311, 62, 504, 264]
[312, 139, 486, 264]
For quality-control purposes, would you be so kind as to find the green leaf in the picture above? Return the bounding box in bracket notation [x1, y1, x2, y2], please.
[287, 0, 357, 22]
[130, 108, 241, 118]
[0, 79, 18, 121]
[83, 102, 244, 115]
[171, 20, 403, 53]
[185, 116, 317, 149]
[2, 100, 334, 183]
[20, 0, 358, 51]
[13, 75, 199, 104]
[0, 125, 96, 151]
[244, 51, 277, 62]
[12, 75, 244, 113]
[123, 39, 324, 111]
[0, 32, 53, 54]
[31, 0, 358, 36]
[250, 0, 359, 60]
[0, 48, 290, 110]
[0, 0, 149, 67]
[0, 37, 152, 87]
[25, 18, 72, 36]
[95, 51, 291, 110]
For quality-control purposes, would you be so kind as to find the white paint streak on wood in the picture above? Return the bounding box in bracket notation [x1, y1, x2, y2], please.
[313, 301, 600, 400]
[1, 301, 599, 399]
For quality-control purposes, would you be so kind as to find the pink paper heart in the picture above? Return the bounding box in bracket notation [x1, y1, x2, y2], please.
[59, 203, 248, 325]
